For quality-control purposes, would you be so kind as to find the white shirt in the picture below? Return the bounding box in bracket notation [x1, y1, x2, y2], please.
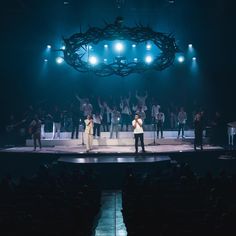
[151, 105, 161, 119]
[132, 118, 144, 134]
[93, 114, 102, 124]
[178, 111, 187, 124]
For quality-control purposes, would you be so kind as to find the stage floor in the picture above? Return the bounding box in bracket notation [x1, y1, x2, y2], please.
[1, 144, 223, 155]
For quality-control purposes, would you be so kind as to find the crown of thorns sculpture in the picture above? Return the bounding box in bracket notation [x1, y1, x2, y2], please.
[61, 17, 180, 77]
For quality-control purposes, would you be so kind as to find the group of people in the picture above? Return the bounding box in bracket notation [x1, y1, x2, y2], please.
[29, 91, 192, 141]
[5, 91, 228, 152]
[84, 113, 145, 153]
[29, 111, 204, 153]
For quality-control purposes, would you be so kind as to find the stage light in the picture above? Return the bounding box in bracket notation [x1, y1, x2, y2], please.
[145, 55, 153, 64]
[192, 57, 196, 61]
[132, 44, 136, 48]
[56, 57, 64, 64]
[188, 44, 193, 48]
[146, 44, 151, 50]
[115, 42, 124, 52]
[44, 59, 48, 62]
[61, 45, 66, 50]
[47, 45, 51, 49]
[134, 58, 138, 62]
[104, 58, 107, 62]
[104, 44, 108, 48]
[88, 45, 92, 50]
[89, 56, 98, 65]
[177, 56, 185, 63]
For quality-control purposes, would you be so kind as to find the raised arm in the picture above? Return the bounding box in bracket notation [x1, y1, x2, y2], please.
[75, 94, 83, 103]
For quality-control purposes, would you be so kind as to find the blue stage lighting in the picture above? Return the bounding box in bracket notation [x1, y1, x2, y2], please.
[56, 57, 64, 64]
[115, 42, 124, 52]
[188, 44, 193, 48]
[44, 59, 48, 62]
[177, 56, 185, 63]
[47, 45, 51, 49]
[134, 58, 138, 62]
[61, 45, 66, 50]
[104, 44, 108, 48]
[104, 58, 107, 62]
[88, 45, 92, 50]
[132, 44, 136, 48]
[192, 57, 196, 61]
[89, 56, 98, 65]
[146, 44, 151, 50]
[145, 55, 153, 64]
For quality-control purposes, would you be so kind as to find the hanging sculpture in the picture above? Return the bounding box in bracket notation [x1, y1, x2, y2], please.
[60, 17, 180, 77]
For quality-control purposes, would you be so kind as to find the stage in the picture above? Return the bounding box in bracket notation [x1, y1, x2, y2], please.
[2, 143, 223, 155]
[1, 130, 223, 156]
[0, 132, 234, 188]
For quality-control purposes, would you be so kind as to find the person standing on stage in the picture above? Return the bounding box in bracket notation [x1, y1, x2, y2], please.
[84, 115, 94, 152]
[93, 112, 102, 138]
[120, 96, 132, 131]
[98, 98, 111, 132]
[136, 90, 148, 108]
[51, 106, 62, 139]
[38, 107, 46, 139]
[194, 112, 203, 150]
[110, 106, 121, 139]
[29, 115, 42, 151]
[70, 103, 80, 139]
[132, 114, 145, 153]
[177, 107, 187, 138]
[81, 99, 93, 120]
[156, 109, 165, 139]
[151, 101, 161, 121]
[132, 104, 146, 122]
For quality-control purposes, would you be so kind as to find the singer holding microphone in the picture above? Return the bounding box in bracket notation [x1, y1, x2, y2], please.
[132, 114, 146, 154]
[84, 115, 94, 152]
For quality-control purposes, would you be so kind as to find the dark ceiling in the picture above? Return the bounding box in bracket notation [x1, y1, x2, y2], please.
[0, 0, 235, 118]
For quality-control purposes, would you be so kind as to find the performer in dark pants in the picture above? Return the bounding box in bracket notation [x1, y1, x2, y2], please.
[177, 107, 187, 138]
[29, 115, 42, 151]
[156, 109, 165, 138]
[71, 103, 80, 139]
[194, 112, 203, 150]
[132, 114, 145, 153]
[93, 112, 102, 138]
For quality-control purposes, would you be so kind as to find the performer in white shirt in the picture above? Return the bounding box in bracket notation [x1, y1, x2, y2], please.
[98, 98, 111, 132]
[177, 107, 187, 138]
[93, 112, 102, 138]
[84, 115, 94, 152]
[110, 106, 121, 139]
[136, 90, 148, 107]
[151, 102, 161, 121]
[132, 114, 145, 153]
[81, 99, 93, 117]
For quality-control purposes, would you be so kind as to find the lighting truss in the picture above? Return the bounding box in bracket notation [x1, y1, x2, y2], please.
[61, 17, 180, 77]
